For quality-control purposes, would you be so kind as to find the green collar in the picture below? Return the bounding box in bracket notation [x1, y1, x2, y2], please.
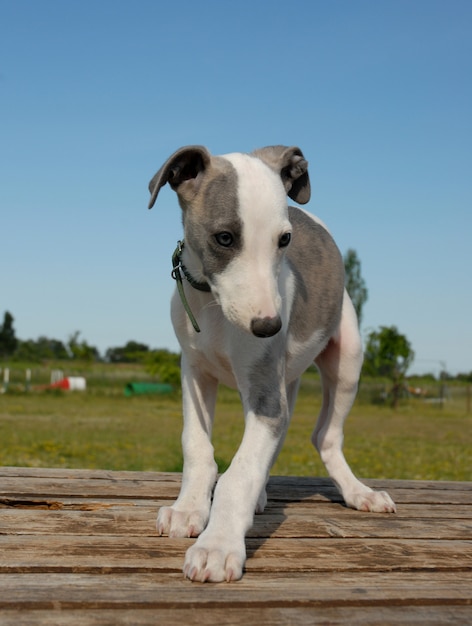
[171, 241, 210, 333]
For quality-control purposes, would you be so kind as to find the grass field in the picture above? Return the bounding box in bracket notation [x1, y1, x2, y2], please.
[0, 366, 470, 481]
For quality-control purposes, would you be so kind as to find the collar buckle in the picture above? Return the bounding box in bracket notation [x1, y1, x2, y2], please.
[171, 240, 184, 281]
[171, 240, 210, 333]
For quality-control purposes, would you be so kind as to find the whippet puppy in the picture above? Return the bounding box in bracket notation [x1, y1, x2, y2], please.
[148, 145, 396, 582]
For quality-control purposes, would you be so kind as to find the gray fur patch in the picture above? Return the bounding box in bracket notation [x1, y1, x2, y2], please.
[287, 207, 345, 343]
[181, 157, 242, 280]
[248, 348, 287, 436]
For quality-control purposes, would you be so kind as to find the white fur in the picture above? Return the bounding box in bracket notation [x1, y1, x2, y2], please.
[156, 150, 396, 583]
[210, 154, 291, 331]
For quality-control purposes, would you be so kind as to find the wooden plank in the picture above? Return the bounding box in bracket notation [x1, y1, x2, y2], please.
[0, 571, 471, 607]
[1, 535, 470, 573]
[0, 572, 470, 626]
[0, 477, 178, 501]
[1, 476, 471, 507]
[0, 469, 181, 487]
[0, 468, 181, 482]
[247, 537, 472, 573]
[2, 495, 472, 519]
[0, 496, 163, 510]
[273, 501, 472, 519]
[265, 483, 472, 506]
[1, 467, 470, 493]
[1, 506, 471, 540]
[249, 512, 472, 539]
[1, 606, 471, 626]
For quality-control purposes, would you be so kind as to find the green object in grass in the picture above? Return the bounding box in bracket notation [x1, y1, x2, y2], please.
[124, 382, 173, 396]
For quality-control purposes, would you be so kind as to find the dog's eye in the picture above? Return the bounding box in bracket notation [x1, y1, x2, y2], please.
[214, 232, 234, 247]
[278, 232, 291, 248]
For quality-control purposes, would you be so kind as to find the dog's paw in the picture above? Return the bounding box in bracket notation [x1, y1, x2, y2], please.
[183, 535, 246, 583]
[157, 506, 208, 538]
[344, 486, 396, 513]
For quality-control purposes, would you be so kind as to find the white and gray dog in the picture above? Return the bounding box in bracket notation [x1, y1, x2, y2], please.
[148, 145, 396, 583]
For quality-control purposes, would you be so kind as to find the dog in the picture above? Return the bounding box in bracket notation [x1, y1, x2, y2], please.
[148, 145, 396, 583]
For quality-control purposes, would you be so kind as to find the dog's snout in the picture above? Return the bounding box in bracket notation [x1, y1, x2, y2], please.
[251, 315, 282, 338]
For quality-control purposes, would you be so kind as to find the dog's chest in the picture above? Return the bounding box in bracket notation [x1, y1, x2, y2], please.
[188, 341, 239, 389]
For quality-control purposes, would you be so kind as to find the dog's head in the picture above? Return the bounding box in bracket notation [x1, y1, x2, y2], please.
[149, 145, 310, 338]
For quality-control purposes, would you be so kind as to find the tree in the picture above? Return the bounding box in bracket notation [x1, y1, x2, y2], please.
[145, 349, 181, 386]
[106, 341, 150, 363]
[457, 371, 472, 383]
[16, 336, 69, 361]
[0, 311, 18, 358]
[363, 325, 414, 408]
[67, 331, 100, 361]
[344, 249, 368, 326]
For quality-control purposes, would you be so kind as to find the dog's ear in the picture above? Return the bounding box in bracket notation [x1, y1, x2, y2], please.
[252, 146, 311, 204]
[148, 146, 211, 209]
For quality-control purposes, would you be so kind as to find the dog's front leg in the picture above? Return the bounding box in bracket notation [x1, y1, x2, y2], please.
[157, 356, 218, 538]
[184, 380, 289, 583]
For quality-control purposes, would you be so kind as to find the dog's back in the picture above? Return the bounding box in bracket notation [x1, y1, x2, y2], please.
[285, 206, 344, 372]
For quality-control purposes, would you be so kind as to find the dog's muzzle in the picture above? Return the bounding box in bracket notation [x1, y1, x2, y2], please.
[250, 315, 282, 338]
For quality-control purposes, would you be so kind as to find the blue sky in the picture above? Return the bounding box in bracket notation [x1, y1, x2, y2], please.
[1, 0, 471, 376]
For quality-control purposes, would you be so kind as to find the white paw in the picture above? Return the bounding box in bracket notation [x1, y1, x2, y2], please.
[345, 487, 396, 513]
[157, 506, 209, 538]
[183, 534, 246, 583]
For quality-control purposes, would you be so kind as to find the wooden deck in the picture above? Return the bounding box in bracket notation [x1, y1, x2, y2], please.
[0, 468, 471, 625]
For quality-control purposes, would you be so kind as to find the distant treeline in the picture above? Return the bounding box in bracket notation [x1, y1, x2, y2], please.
[0, 311, 181, 385]
[1, 310, 471, 384]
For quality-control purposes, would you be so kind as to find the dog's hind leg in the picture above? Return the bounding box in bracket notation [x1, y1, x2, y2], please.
[157, 356, 219, 538]
[313, 292, 396, 513]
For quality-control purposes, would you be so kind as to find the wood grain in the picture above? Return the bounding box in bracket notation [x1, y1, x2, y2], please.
[0, 468, 471, 625]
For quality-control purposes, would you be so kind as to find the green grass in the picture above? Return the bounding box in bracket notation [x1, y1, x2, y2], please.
[0, 369, 470, 481]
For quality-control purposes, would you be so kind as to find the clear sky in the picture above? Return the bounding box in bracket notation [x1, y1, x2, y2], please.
[1, 0, 471, 376]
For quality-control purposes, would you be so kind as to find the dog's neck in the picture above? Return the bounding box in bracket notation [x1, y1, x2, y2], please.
[172, 241, 210, 292]
[171, 240, 210, 334]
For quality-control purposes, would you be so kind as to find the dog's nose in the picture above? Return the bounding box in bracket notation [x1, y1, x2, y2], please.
[251, 315, 282, 338]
